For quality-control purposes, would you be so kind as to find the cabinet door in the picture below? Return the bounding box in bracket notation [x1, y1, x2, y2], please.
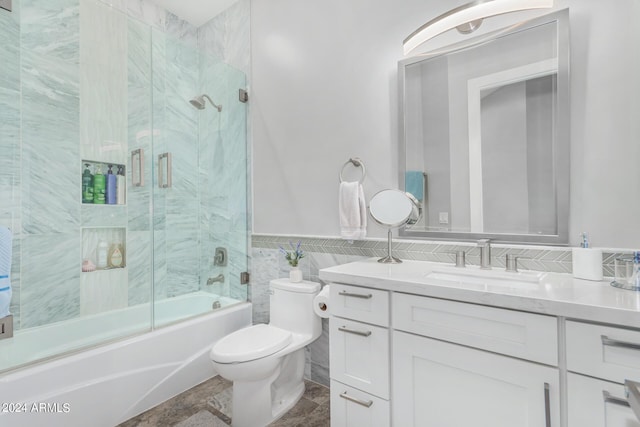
[392, 331, 560, 427]
[330, 380, 390, 427]
[568, 373, 640, 427]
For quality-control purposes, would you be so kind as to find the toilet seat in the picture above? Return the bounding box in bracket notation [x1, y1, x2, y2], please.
[211, 324, 292, 364]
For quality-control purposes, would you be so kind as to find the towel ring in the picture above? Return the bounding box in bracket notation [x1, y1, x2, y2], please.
[339, 158, 366, 184]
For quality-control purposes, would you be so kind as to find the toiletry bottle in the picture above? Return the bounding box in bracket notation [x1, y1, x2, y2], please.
[82, 163, 94, 204]
[106, 164, 117, 205]
[96, 240, 109, 269]
[93, 165, 106, 204]
[634, 251, 640, 288]
[107, 241, 125, 268]
[116, 165, 125, 205]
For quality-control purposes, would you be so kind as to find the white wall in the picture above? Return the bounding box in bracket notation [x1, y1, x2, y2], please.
[251, 0, 640, 248]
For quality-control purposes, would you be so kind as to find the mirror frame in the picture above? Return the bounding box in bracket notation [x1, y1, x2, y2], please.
[398, 9, 570, 245]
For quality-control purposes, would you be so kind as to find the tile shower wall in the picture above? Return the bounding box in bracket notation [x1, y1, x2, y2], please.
[0, 1, 22, 328]
[251, 234, 637, 386]
[0, 0, 248, 332]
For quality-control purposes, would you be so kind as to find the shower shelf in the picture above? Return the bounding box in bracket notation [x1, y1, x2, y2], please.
[81, 159, 126, 205]
[81, 227, 126, 273]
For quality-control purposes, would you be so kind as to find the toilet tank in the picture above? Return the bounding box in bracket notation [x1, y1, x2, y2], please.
[269, 279, 321, 337]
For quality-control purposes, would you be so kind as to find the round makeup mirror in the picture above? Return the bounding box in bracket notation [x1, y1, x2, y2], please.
[369, 189, 421, 263]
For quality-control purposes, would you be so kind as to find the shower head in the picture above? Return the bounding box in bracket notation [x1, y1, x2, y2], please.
[189, 94, 222, 112]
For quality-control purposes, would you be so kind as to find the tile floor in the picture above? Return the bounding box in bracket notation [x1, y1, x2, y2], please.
[118, 376, 330, 427]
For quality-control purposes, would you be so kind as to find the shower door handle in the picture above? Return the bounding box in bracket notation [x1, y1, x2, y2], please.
[131, 149, 144, 187]
[158, 153, 172, 189]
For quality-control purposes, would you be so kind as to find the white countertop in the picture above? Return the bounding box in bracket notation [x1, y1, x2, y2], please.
[319, 258, 640, 327]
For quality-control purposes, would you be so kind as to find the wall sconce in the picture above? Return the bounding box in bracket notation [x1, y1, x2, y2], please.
[403, 0, 554, 55]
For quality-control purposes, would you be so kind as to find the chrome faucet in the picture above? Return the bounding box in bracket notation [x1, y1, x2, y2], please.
[207, 274, 224, 285]
[477, 239, 492, 269]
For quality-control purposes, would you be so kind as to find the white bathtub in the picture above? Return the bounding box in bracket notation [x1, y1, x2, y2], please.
[0, 292, 252, 427]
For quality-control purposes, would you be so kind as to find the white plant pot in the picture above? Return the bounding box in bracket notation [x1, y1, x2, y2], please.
[289, 267, 303, 283]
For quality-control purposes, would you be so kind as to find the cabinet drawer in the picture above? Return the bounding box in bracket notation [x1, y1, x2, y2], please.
[392, 292, 558, 365]
[331, 283, 389, 326]
[567, 320, 640, 383]
[330, 380, 390, 427]
[329, 318, 389, 399]
[568, 373, 640, 427]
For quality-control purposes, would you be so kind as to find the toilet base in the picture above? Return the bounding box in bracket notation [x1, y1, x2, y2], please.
[231, 349, 306, 427]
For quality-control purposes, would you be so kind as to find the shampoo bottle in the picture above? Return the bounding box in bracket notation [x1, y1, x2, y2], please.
[96, 240, 109, 269]
[82, 163, 94, 204]
[107, 241, 125, 268]
[116, 165, 125, 205]
[93, 165, 106, 204]
[106, 164, 117, 205]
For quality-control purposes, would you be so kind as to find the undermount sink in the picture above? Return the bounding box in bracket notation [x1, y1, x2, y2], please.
[425, 265, 546, 287]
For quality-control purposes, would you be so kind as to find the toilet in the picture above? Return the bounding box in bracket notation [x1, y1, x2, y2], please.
[210, 278, 322, 427]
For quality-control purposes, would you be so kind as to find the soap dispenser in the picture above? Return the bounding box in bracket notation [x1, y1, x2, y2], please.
[106, 164, 117, 205]
[93, 165, 106, 204]
[572, 232, 603, 281]
[82, 163, 94, 204]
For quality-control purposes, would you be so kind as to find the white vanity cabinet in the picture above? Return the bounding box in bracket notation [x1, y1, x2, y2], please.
[321, 259, 640, 427]
[566, 321, 640, 426]
[392, 293, 560, 427]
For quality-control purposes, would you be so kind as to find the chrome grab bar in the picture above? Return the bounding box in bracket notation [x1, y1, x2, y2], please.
[544, 383, 551, 427]
[338, 290, 372, 299]
[338, 326, 372, 337]
[601, 335, 640, 351]
[339, 391, 373, 408]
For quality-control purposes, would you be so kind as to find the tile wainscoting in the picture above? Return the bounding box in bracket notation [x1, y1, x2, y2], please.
[250, 233, 635, 386]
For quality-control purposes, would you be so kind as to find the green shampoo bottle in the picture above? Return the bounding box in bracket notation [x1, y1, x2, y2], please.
[82, 163, 94, 204]
[93, 165, 106, 204]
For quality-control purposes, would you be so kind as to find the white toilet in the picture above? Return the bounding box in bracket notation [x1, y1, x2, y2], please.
[210, 278, 322, 427]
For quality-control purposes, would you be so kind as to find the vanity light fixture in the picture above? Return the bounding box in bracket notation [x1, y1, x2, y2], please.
[403, 0, 554, 55]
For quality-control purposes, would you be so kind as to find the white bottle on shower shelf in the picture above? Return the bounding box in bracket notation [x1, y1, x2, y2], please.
[96, 240, 109, 269]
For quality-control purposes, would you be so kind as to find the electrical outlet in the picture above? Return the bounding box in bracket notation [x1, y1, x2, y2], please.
[439, 212, 449, 224]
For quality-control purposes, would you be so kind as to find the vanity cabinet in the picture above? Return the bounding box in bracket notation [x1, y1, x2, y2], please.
[566, 320, 640, 426]
[392, 293, 560, 427]
[323, 265, 640, 427]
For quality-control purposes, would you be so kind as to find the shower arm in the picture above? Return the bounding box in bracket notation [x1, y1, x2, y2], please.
[203, 94, 222, 112]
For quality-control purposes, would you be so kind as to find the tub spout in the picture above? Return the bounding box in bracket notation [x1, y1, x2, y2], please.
[207, 274, 224, 285]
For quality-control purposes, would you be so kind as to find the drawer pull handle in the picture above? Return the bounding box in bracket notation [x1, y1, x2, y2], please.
[544, 383, 551, 427]
[339, 391, 373, 408]
[625, 379, 640, 422]
[601, 335, 640, 351]
[338, 290, 372, 299]
[338, 326, 372, 337]
[603, 390, 630, 407]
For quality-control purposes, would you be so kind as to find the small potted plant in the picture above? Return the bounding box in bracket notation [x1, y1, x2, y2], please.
[280, 241, 305, 283]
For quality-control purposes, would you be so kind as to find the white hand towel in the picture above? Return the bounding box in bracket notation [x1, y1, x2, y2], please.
[339, 181, 367, 240]
[0, 227, 12, 318]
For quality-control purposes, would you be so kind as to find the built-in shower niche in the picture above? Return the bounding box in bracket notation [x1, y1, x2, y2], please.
[80, 227, 128, 315]
[81, 160, 126, 205]
[81, 227, 126, 272]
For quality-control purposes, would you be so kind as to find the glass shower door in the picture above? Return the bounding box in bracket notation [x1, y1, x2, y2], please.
[151, 30, 249, 327]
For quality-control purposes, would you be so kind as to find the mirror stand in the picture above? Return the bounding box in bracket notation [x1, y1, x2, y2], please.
[378, 229, 402, 264]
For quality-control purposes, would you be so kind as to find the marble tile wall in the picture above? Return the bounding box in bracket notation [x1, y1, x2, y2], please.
[1, 0, 251, 360]
[0, 2, 21, 328]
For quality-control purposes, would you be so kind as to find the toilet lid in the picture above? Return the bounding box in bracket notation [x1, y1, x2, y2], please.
[211, 324, 292, 364]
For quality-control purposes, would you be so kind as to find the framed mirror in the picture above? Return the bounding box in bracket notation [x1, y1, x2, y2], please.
[399, 10, 569, 245]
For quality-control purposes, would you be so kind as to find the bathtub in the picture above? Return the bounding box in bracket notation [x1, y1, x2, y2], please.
[0, 292, 252, 427]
